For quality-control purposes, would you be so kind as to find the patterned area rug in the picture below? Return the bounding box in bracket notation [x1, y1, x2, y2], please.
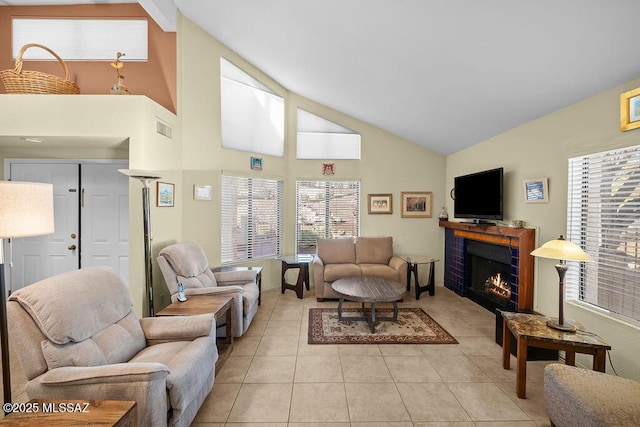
[308, 307, 458, 344]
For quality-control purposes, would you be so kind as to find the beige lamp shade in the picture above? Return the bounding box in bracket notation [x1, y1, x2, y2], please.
[0, 181, 55, 238]
[531, 235, 592, 262]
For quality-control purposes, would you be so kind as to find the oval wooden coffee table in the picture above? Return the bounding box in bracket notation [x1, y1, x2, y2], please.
[331, 276, 405, 333]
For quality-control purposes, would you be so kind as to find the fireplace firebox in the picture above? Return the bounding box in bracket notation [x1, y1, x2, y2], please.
[465, 240, 515, 312]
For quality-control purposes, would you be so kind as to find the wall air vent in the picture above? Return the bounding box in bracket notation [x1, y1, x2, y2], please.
[156, 119, 173, 139]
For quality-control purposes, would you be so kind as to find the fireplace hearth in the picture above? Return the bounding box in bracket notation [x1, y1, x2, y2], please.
[440, 221, 536, 312]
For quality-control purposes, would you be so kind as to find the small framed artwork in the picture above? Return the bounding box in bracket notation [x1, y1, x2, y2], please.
[401, 191, 432, 218]
[524, 177, 549, 203]
[157, 182, 175, 207]
[322, 163, 335, 175]
[368, 193, 393, 214]
[251, 157, 263, 170]
[620, 87, 640, 131]
[193, 185, 213, 201]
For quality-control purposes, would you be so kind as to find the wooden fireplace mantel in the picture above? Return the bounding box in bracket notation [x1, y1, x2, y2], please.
[439, 220, 536, 310]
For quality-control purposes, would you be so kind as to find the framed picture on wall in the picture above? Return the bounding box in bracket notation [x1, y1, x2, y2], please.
[524, 177, 548, 203]
[401, 191, 432, 218]
[157, 182, 175, 207]
[620, 87, 640, 131]
[368, 193, 393, 214]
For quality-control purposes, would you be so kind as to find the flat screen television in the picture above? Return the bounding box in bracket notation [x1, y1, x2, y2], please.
[454, 167, 503, 221]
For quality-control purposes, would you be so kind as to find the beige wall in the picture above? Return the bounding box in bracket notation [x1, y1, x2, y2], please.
[0, 94, 181, 316]
[446, 78, 640, 380]
[177, 14, 447, 289]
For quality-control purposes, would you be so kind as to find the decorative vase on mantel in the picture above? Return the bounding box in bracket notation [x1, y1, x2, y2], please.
[110, 76, 130, 95]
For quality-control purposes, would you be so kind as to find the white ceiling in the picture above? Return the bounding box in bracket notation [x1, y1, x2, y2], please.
[5, 0, 640, 155]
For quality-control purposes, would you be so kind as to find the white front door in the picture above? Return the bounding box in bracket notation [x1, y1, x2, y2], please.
[9, 163, 80, 290]
[80, 163, 129, 282]
[8, 161, 128, 292]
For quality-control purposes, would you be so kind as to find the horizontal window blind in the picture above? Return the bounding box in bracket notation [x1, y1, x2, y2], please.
[296, 180, 360, 254]
[566, 144, 640, 323]
[221, 175, 282, 264]
[13, 18, 148, 61]
[221, 58, 284, 157]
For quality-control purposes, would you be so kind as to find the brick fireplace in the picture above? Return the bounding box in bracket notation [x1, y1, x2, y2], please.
[440, 221, 536, 311]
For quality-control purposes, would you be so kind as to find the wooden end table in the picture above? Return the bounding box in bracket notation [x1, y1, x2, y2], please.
[0, 399, 136, 426]
[331, 276, 405, 333]
[399, 255, 439, 299]
[278, 255, 313, 299]
[156, 295, 234, 373]
[502, 312, 611, 398]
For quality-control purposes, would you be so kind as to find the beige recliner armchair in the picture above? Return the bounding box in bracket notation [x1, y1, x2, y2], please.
[7, 266, 217, 427]
[157, 241, 260, 337]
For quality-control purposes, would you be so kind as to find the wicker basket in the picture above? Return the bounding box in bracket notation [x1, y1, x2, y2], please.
[0, 44, 80, 94]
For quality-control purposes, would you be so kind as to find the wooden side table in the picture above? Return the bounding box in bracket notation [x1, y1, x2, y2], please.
[156, 295, 234, 373]
[278, 255, 313, 299]
[0, 399, 136, 426]
[399, 256, 439, 299]
[502, 312, 611, 398]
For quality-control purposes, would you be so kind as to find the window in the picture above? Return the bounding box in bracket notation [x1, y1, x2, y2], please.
[297, 109, 361, 159]
[296, 181, 360, 254]
[566, 144, 640, 323]
[221, 175, 282, 264]
[12, 18, 148, 61]
[220, 58, 285, 157]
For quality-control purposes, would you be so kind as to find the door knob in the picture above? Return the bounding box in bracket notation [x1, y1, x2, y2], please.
[68, 245, 77, 251]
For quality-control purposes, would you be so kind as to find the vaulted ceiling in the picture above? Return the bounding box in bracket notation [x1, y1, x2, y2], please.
[5, 0, 640, 155]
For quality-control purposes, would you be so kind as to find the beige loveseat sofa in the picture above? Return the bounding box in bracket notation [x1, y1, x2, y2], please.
[8, 267, 217, 427]
[313, 236, 407, 301]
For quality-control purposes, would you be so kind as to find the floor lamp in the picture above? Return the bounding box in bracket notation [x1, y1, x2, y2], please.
[531, 235, 592, 332]
[0, 181, 54, 408]
[119, 170, 161, 317]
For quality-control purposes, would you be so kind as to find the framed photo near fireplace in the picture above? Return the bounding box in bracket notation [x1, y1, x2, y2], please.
[620, 86, 640, 131]
[401, 191, 432, 218]
[523, 177, 548, 203]
[368, 193, 393, 214]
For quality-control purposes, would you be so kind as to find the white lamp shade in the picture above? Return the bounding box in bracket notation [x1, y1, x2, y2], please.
[531, 235, 592, 262]
[0, 181, 55, 238]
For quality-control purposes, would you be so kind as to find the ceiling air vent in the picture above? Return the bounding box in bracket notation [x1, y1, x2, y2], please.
[156, 119, 173, 139]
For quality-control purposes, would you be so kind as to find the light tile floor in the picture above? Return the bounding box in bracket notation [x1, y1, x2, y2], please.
[192, 285, 554, 427]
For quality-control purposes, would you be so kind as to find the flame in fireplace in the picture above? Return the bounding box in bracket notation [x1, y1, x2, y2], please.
[485, 273, 511, 299]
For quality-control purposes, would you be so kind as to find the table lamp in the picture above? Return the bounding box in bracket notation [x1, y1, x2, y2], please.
[0, 181, 54, 408]
[531, 235, 591, 332]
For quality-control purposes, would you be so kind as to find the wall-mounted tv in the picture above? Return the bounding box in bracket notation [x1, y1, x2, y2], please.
[454, 167, 504, 222]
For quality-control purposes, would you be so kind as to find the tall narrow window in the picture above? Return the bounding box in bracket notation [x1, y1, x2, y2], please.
[296, 181, 360, 254]
[220, 58, 285, 157]
[296, 109, 361, 159]
[566, 144, 640, 323]
[221, 175, 283, 264]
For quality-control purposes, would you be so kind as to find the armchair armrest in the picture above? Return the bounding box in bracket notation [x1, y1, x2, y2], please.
[212, 269, 257, 285]
[39, 363, 169, 386]
[140, 313, 215, 342]
[389, 256, 405, 271]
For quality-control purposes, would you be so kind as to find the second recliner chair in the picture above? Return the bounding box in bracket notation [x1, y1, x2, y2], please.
[157, 241, 260, 337]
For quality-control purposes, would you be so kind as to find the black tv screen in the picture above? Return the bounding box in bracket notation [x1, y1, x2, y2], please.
[454, 167, 503, 221]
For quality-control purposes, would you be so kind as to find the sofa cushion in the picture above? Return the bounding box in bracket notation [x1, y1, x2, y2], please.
[317, 238, 355, 264]
[360, 264, 400, 282]
[355, 237, 393, 264]
[324, 263, 362, 282]
[8, 267, 133, 345]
